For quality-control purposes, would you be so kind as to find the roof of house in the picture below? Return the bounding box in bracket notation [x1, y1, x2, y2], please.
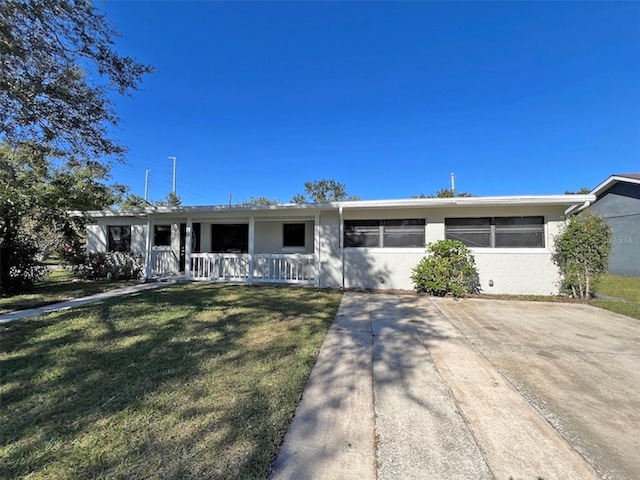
[73, 194, 596, 219]
[565, 174, 640, 215]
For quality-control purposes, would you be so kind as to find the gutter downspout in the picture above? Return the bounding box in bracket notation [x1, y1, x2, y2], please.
[339, 205, 345, 290]
[565, 201, 591, 216]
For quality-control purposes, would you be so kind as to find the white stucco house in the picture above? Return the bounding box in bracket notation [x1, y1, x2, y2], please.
[78, 194, 594, 295]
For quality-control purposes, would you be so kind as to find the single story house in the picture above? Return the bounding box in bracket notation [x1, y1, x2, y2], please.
[80, 194, 594, 295]
[571, 174, 640, 277]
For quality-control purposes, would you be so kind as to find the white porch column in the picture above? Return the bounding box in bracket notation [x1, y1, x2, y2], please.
[339, 206, 345, 290]
[144, 216, 154, 280]
[185, 218, 193, 281]
[314, 213, 320, 287]
[248, 216, 255, 284]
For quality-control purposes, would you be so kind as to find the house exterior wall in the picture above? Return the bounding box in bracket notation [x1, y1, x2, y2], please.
[589, 183, 640, 277]
[87, 219, 148, 256]
[322, 205, 566, 295]
[83, 201, 571, 295]
[254, 220, 314, 254]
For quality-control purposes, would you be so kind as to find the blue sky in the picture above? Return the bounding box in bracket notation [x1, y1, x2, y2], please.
[101, 1, 640, 205]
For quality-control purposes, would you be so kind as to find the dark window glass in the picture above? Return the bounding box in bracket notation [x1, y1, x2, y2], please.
[445, 218, 491, 247]
[445, 217, 545, 248]
[154, 225, 171, 246]
[345, 219, 425, 247]
[108, 226, 131, 252]
[382, 219, 425, 247]
[344, 220, 380, 247]
[495, 216, 544, 248]
[211, 224, 248, 253]
[283, 223, 305, 247]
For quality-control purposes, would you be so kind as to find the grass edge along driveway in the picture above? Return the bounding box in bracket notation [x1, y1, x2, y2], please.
[1, 283, 342, 479]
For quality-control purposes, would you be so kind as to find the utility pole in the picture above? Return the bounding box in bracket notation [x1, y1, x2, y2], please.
[144, 169, 150, 201]
[169, 156, 177, 193]
[451, 172, 456, 195]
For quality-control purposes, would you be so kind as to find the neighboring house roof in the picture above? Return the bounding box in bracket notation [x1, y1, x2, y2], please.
[565, 174, 640, 215]
[72, 194, 596, 219]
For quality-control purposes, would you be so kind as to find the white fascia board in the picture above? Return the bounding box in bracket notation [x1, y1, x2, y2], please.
[336, 195, 596, 209]
[76, 194, 597, 219]
[590, 175, 640, 198]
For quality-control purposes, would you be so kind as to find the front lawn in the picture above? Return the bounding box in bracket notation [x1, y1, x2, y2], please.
[593, 274, 640, 320]
[0, 269, 137, 315]
[0, 283, 342, 479]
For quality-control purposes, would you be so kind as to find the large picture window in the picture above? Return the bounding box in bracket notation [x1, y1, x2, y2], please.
[211, 224, 248, 253]
[344, 219, 425, 248]
[283, 223, 305, 248]
[108, 226, 131, 252]
[445, 217, 544, 248]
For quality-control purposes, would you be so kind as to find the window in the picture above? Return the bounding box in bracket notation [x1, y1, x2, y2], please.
[154, 225, 171, 246]
[211, 224, 248, 253]
[108, 226, 131, 252]
[344, 219, 425, 248]
[445, 217, 544, 248]
[283, 223, 305, 248]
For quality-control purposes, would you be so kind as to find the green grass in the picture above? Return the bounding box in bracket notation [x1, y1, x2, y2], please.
[0, 283, 342, 479]
[593, 274, 640, 320]
[0, 270, 137, 315]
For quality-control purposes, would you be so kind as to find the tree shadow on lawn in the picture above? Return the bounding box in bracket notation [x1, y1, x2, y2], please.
[0, 283, 339, 479]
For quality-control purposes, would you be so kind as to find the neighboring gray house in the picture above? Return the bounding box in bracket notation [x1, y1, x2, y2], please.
[586, 174, 640, 277]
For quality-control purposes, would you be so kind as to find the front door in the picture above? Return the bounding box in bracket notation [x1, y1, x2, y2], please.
[179, 223, 201, 272]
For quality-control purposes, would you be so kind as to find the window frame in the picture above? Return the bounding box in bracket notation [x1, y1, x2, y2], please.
[108, 225, 132, 252]
[445, 216, 545, 249]
[344, 219, 426, 248]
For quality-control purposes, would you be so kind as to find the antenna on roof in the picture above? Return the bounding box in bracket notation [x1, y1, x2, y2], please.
[229, 193, 232, 205]
[451, 172, 455, 195]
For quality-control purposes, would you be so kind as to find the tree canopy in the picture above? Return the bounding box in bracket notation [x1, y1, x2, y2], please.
[292, 179, 359, 203]
[0, 0, 152, 293]
[0, 0, 153, 162]
[412, 188, 475, 198]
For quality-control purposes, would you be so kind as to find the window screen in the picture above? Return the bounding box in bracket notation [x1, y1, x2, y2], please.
[283, 223, 305, 247]
[154, 225, 171, 246]
[344, 219, 425, 248]
[108, 226, 131, 252]
[445, 217, 544, 248]
[211, 224, 248, 253]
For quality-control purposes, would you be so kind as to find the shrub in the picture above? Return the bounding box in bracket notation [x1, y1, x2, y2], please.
[552, 212, 612, 299]
[411, 239, 479, 297]
[73, 251, 143, 281]
[0, 230, 50, 294]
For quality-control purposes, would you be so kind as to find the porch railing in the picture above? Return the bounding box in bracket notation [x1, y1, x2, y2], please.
[190, 253, 315, 284]
[150, 249, 179, 276]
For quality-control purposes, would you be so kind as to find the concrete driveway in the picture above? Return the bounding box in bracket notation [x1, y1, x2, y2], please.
[271, 292, 640, 480]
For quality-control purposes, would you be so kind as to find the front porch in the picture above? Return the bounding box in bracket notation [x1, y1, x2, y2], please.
[144, 212, 321, 286]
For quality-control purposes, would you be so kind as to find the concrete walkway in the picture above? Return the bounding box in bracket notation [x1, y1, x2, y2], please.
[0, 280, 177, 324]
[270, 292, 601, 480]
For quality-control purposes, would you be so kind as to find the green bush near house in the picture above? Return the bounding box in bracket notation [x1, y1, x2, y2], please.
[411, 239, 480, 297]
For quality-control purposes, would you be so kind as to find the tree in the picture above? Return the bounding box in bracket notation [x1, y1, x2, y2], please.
[412, 188, 475, 198]
[292, 179, 359, 203]
[242, 196, 280, 206]
[0, 1, 151, 293]
[0, 142, 126, 293]
[552, 212, 612, 299]
[565, 187, 592, 194]
[0, 0, 153, 163]
[120, 194, 149, 211]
